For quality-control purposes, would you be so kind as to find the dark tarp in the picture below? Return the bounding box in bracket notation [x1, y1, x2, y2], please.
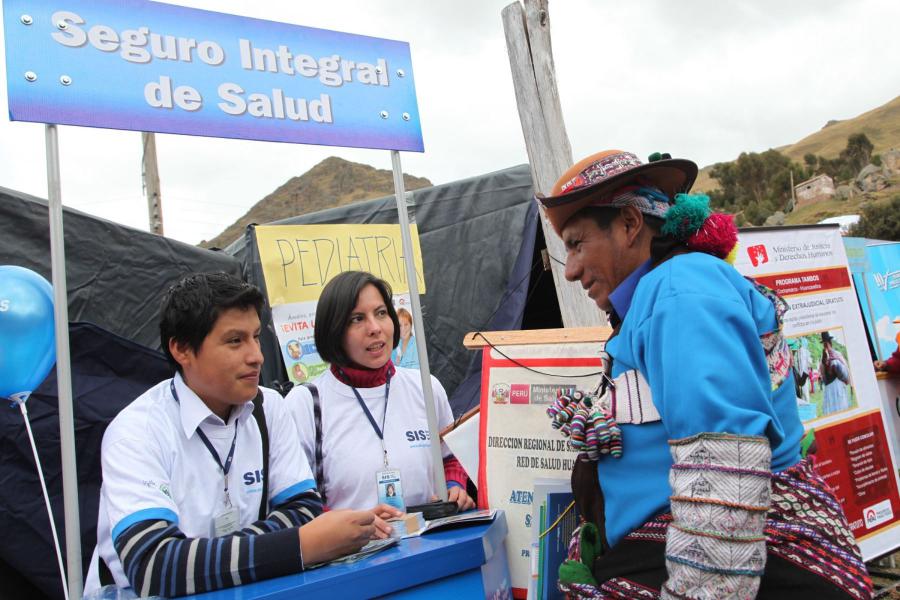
[223, 165, 555, 414]
[0, 185, 242, 598]
[0, 186, 242, 351]
[0, 323, 173, 600]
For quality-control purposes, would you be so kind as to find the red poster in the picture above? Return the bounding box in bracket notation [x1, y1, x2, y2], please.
[811, 410, 900, 539]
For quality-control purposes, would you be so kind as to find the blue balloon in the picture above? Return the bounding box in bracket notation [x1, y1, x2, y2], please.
[0, 266, 56, 403]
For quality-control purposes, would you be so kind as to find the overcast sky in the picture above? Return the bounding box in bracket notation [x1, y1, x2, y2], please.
[1, 0, 898, 245]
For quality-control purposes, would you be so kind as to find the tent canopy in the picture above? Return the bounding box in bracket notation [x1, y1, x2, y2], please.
[0, 185, 242, 351]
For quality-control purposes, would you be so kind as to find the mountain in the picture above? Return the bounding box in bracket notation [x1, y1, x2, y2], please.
[201, 157, 432, 249]
[693, 95, 900, 193]
[778, 95, 900, 163]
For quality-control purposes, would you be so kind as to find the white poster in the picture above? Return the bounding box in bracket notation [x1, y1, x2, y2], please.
[736, 225, 900, 558]
[478, 341, 605, 597]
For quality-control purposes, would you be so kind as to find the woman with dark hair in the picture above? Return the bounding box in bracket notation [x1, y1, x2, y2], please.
[284, 271, 474, 517]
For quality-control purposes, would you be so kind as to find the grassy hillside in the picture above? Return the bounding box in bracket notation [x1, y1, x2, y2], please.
[783, 179, 898, 226]
[201, 157, 431, 249]
[693, 95, 900, 194]
[779, 95, 900, 163]
[692, 165, 717, 193]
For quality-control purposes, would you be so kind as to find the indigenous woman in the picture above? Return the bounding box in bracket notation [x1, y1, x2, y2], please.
[284, 271, 474, 515]
[538, 150, 872, 599]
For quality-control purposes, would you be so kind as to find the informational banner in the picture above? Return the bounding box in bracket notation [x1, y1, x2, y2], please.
[2, 0, 423, 151]
[256, 223, 425, 383]
[736, 225, 900, 558]
[853, 242, 900, 361]
[478, 342, 604, 598]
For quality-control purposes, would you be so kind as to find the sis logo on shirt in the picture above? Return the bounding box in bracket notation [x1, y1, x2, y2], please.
[405, 429, 431, 448]
[243, 470, 265, 488]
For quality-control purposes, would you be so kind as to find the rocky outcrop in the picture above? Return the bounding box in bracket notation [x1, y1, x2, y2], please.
[835, 185, 855, 201]
[881, 149, 900, 175]
[856, 164, 889, 193]
[764, 211, 786, 226]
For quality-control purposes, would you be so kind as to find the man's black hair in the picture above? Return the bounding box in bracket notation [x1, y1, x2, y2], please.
[314, 271, 401, 368]
[160, 272, 265, 372]
[580, 206, 664, 232]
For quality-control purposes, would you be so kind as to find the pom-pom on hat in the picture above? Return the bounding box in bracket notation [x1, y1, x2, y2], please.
[661, 194, 711, 239]
[537, 149, 698, 235]
[686, 211, 739, 260]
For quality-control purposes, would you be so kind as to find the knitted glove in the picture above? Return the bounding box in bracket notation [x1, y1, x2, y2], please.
[662, 433, 772, 600]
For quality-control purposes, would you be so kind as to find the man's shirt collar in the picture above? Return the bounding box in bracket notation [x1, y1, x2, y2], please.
[172, 372, 254, 439]
[608, 259, 652, 321]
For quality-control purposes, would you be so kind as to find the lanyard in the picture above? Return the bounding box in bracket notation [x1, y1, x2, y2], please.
[343, 370, 392, 467]
[171, 380, 239, 507]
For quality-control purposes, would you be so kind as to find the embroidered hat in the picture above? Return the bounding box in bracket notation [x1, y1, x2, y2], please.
[537, 149, 698, 235]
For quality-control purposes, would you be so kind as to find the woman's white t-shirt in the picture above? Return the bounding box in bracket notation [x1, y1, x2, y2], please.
[282, 367, 454, 510]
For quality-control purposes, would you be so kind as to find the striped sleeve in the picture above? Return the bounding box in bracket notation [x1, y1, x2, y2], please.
[442, 455, 468, 489]
[114, 489, 323, 598]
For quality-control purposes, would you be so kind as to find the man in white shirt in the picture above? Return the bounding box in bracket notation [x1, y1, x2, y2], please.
[84, 273, 375, 598]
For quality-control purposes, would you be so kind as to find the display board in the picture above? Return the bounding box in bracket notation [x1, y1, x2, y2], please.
[2, 0, 423, 150]
[255, 223, 425, 383]
[474, 329, 607, 598]
[736, 225, 900, 558]
[853, 242, 900, 361]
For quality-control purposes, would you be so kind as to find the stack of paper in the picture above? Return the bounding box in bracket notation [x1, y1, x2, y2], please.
[401, 508, 497, 538]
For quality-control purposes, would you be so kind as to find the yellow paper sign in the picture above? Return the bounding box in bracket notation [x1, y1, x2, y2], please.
[255, 224, 426, 305]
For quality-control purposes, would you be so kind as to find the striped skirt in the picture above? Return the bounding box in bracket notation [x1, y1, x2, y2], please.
[561, 459, 873, 599]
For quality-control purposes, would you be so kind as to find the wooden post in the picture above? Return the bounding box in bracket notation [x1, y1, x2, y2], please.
[790, 169, 796, 211]
[142, 132, 164, 235]
[502, 0, 606, 327]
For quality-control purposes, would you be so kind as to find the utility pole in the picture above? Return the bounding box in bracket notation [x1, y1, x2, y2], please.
[790, 169, 795, 209]
[142, 132, 164, 235]
[503, 0, 606, 327]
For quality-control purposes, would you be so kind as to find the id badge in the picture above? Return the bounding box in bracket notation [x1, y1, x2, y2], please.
[376, 468, 406, 511]
[212, 506, 240, 537]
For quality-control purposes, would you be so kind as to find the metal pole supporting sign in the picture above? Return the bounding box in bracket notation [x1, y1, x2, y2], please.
[390, 150, 448, 501]
[45, 124, 83, 600]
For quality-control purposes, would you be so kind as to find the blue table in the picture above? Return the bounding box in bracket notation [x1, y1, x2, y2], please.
[188, 511, 511, 599]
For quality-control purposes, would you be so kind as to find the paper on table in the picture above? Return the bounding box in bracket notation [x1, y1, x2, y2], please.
[402, 508, 497, 538]
[306, 537, 399, 569]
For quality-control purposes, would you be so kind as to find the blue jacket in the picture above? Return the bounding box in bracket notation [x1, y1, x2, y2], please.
[599, 252, 803, 547]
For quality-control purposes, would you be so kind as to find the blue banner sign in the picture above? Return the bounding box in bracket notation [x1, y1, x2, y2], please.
[3, 0, 424, 151]
[843, 237, 870, 274]
[854, 242, 900, 361]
